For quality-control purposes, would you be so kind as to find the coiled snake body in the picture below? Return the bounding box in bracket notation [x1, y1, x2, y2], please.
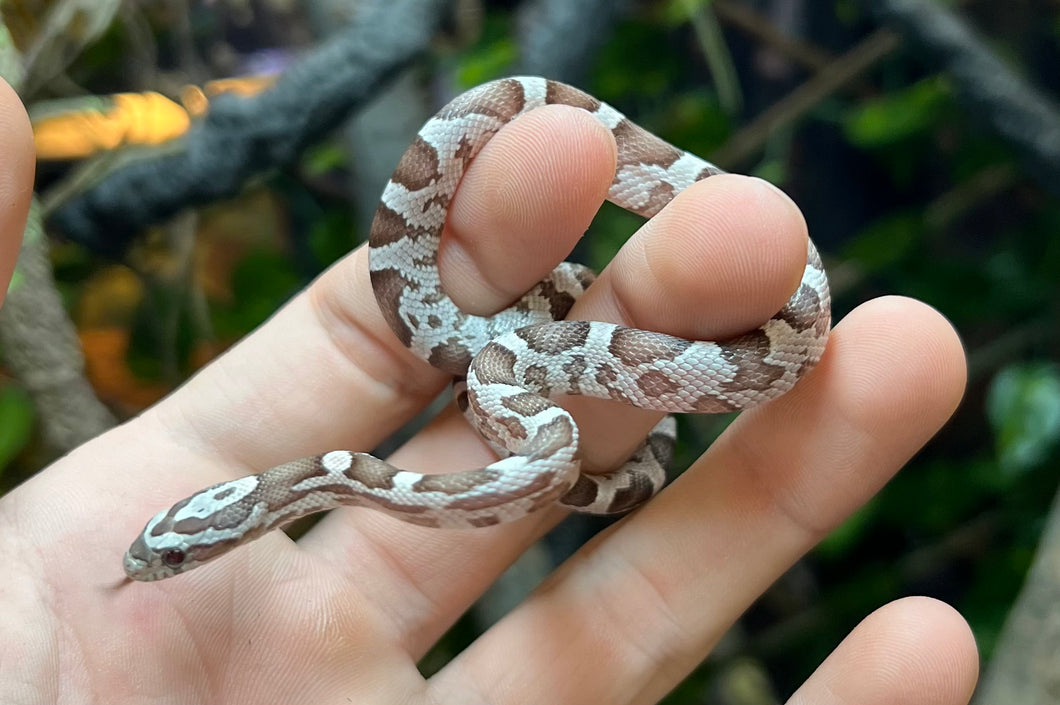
[124, 77, 831, 581]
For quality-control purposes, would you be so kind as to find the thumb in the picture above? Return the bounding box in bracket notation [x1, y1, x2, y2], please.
[0, 77, 34, 309]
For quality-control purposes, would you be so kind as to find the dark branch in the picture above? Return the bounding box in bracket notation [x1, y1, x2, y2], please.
[515, 0, 632, 84]
[859, 0, 1060, 197]
[47, 0, 453, 256]
[0, 201, 117, 452]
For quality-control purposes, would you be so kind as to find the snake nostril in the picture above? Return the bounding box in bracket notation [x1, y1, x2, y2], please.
[161, 549, 186, 568]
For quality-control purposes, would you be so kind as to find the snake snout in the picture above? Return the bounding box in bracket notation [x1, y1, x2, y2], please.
[123, 528, 190, 581]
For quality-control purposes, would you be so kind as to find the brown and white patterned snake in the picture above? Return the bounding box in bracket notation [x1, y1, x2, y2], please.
[124, 77, 831, 581]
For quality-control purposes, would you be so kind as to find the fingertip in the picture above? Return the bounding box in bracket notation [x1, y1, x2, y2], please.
[603, 173, 809, 340]
[722, 295, 967, 537]
[0, 77, 33, 305]
[873, 295, 968, 399]
[788, 597, 978, 705]
[565, 173, 814, 471]
[828, 296, 967, 442]
[0, 78, 33, 173]
[441, 103, 616, 313]
[871, 596, 980, 688]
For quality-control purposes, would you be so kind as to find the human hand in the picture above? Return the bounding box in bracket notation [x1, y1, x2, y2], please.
[0, 81, 977, 704]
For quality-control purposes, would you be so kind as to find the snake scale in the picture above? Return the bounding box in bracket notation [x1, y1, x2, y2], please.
[124, 77, 831, 581]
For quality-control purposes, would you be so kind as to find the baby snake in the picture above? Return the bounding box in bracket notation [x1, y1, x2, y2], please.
[123, 77, 831, 581]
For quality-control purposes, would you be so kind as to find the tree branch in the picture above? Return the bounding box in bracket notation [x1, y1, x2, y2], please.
[47, 0, 454, 256]
[858, 0, 1060, 197]
[0, 202, 117, 452]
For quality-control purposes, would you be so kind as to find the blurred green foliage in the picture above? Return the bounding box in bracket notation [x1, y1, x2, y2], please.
[843, 76, 952, 148]
[0, 384, 34, 476]
[988, 364, 1060, 475]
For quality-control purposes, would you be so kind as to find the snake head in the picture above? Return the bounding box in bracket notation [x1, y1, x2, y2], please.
[123, 522, 200, 581]
[123, 476, 265, 581]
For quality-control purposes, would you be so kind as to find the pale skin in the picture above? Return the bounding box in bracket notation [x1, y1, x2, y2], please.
[0, 78, 978, 703]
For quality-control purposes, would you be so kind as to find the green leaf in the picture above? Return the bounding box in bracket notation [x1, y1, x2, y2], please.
[816, 500, 877, 558]
[456, 37, 517, 88]
[212, 249, 301, 338]
[309, 208, 358, 266]
[302, 141, 348, 178]
[593, 21, 682, 101]
[843, 77, 951, 148]
[662, 0, 711, 25]
[751, 158, 787, 186]
[0, 385, 35, 475]
[7, 267, 23, 295]
[655, 91, 730, 156]
[586, 201, 644, 270]
[834, 0, 861, 25]
[986, 363, 1060, 475]
[843, 211, 920, 272]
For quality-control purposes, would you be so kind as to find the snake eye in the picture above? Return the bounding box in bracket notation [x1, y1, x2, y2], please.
[161, 549, 186, 568]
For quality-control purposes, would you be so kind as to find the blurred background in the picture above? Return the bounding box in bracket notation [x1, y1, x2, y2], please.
[1, 0, 1058, 702]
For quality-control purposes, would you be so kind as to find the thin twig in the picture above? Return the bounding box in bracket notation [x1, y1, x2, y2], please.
[710, 28, 901, 167]
[713, 0, 833, 73]
[0, 202, 118, 453]
[685, 0, 742, 115]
